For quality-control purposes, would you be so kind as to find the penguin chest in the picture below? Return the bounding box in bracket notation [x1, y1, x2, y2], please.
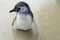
[15, 14, 32, 30]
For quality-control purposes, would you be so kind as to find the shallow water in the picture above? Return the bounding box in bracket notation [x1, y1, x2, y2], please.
[0, 0, 60, 40]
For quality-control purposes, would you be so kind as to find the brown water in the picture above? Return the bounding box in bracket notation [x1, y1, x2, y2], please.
[0, 0, 60, 40]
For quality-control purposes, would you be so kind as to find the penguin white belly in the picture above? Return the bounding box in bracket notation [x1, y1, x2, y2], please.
[15, 14, 32, 30]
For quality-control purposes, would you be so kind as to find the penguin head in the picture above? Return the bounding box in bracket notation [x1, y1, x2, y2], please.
[9, 1, 31, 13]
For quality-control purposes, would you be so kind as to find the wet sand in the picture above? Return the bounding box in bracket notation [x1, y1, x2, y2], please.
[0, 0, 60, 40]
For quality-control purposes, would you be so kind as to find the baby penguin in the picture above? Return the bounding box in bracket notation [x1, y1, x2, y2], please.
[9, 1, 38, 38]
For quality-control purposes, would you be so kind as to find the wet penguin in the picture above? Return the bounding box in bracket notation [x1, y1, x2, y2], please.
[9, 1, 38, 38]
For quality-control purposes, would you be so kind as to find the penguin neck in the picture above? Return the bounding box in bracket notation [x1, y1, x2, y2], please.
[18, 10, 30, 15]
[17, 12, 28, 16]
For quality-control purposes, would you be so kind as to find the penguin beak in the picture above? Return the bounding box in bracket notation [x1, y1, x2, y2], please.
[9, 9, 15, 13]
[9, 8, 20, 13]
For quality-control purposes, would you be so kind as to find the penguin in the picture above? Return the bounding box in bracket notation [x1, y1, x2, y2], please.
[9, 1, 38, 38]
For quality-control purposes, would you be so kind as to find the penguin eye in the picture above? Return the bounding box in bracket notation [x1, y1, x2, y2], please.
[17, 8, 20, 10]
[18, 8, 20, 10]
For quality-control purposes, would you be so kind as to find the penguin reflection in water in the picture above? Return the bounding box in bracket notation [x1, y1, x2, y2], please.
[9, 1, 38, 38]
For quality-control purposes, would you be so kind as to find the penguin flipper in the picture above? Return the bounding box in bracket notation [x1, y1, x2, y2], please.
[32, 19, 38, 38]
[12, 16, 16, 26]
[12, 14, 17, 26]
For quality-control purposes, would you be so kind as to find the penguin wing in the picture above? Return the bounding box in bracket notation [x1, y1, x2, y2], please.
[12, 14, 17, 26]
[32, 19, 38, 38]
